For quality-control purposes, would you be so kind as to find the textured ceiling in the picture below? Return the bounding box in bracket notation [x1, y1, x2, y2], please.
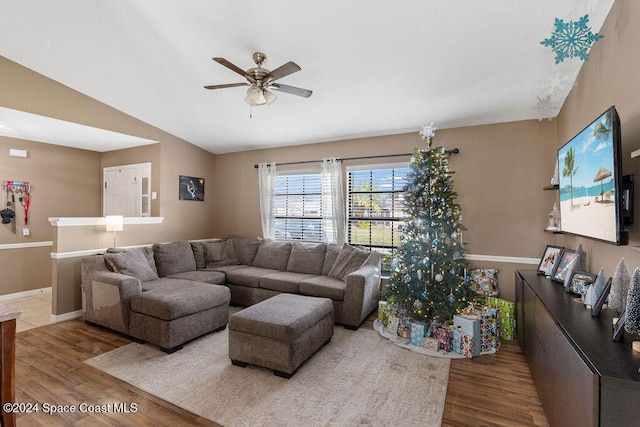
[0, 0, 614, 154]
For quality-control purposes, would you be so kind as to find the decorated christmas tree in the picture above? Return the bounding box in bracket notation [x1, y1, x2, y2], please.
[383, 122, 474, 323]
[625, 268, 640, 335]
[609, 258, 631, 314]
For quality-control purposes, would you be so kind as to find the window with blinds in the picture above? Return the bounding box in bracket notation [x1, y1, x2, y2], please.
[347, 165, 410, 270]
[273, 172, 323, 242]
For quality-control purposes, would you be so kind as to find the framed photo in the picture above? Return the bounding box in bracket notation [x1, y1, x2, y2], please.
[613, 309, 626, 341]
[537, 245, 564, 276]
[179, 175, 205, 201]
[568, 271, 596, 296]
[552, 249, 578, 282]
[592, 277, 612, 317]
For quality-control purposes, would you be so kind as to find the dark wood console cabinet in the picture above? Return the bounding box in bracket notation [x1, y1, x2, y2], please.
[516, 270, 640, 427]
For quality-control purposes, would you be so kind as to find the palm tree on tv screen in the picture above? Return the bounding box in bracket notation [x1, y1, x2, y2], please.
[563, 147, 579, 206]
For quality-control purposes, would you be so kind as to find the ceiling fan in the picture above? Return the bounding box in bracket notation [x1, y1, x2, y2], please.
[204, 52, 312, 106]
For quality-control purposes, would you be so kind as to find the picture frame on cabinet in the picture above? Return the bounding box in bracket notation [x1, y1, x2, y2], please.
[613, 309, 626, 341]
[537, 245, 564, 276]
[592, 277, 612, 317]
[552, 249, 578, 282]
[569, 270, 596, 296]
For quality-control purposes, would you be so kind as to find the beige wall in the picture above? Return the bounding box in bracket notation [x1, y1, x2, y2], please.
[213, 119, 556, 301]
[0, 55, 216, 302]
[554, 0, 640, 277]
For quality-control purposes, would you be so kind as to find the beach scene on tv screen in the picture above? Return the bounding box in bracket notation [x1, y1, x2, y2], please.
[558, 110, 616, 242]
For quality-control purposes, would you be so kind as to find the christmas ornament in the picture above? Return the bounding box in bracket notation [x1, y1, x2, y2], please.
[419, 121, 436, 141]
[413, 300, 423, 309]
[435, 273, 444, 282]
[540, 14, 604, 64]
[448, 291, 455, 303]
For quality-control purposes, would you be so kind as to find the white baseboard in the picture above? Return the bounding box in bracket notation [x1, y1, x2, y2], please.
[0, 287, 52, 302]
[50, 310, 82, 323]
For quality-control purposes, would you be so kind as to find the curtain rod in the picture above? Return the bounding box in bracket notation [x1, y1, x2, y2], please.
[253, 149, 459, 168]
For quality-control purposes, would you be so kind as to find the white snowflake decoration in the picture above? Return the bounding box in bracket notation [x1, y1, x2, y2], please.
[540, 14, 604, 64]
[535, 95, 556, 121]
[419, 122, 436, 140]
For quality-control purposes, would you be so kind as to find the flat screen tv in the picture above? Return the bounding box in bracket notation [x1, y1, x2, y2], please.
[557, 106, 627, 245]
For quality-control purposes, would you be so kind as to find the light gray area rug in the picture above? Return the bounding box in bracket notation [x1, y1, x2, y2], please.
[86, 325, 450, 427]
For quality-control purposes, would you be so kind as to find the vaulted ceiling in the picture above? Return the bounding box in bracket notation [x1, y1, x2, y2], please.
[0, 1, 614, 153]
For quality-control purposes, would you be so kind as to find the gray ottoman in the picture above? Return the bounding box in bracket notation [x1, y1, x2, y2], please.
[229, 293, 334, 378]
[130, 281, 230, 353]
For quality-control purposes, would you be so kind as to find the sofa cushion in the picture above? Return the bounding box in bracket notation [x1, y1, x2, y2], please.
[153, 241, 197, 277]
[229, 293, 333, 342]
[229, 236, 262, 265]
[226, 266, 281, 288]
[191, 242, 207, 270]
[204, 239, 238, 268]
[131, 281, 230, 321]
[140, 277, 186, 292]
[321, 243, 343, 276]
[166, 270, 226, 285]
[203, 265, 250, 274]
[252, 239, 292, 271]
[260, 271, 315, 294]
[104, 248, 159, 282]
[286, 242, 327, 275]
[299, 276, 347, 301]
[328, 245, 371, 282]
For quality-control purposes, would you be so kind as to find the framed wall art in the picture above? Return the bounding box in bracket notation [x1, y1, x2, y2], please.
[179, 175, 205, 201]
[537, 245, 564, 276]
[569, 271, 596, 296]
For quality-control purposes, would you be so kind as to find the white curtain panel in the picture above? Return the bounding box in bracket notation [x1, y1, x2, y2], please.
[258, 162, 276, 239]
[321, 157, 346, 245]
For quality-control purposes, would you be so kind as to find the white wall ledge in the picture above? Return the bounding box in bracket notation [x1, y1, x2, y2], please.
[0, 241, 53, 250]
[48, 217, 164, 227]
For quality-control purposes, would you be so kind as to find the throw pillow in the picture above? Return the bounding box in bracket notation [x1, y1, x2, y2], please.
[252, 239, 292, 271]
[228, 236, 262, 265]
[204, 239, 239, 268]
[152, 240, 197, 277]
[104, 248, 159, 282]
[321, 243, 342, 276]
[328, 244, 371, 282]
[286, 242, 327, 275]
[191, 242, 207, 270]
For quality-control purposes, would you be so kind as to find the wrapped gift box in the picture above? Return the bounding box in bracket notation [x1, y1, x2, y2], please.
[398, 317, 412, 338]
[452, 327, 462, 354]
[377, 301, 390, 327]
[461, 334, 475, 358]
[386, 316, 400, 335]
[423, 337, 439, 352]
[480, 306, 501, 351]
[410, 322, 426, 347]
[436, 327, 453, 352]
[470, 268, 500, 297]
[483, 297, 515, 342]
[453, 314, 481, 357]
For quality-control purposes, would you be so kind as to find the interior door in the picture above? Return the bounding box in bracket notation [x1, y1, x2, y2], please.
[104, 166, 140, 217]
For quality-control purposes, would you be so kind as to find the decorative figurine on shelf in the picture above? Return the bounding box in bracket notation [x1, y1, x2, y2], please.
[547, 202, 560, 230]
[551, 162, 559, 186]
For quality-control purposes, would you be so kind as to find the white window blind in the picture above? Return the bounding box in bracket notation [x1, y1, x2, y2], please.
[274, 173, 323, 242]
[347, 165, 410, 269]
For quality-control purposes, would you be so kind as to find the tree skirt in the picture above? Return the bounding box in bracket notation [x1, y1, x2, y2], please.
[373, 319, 496, 359]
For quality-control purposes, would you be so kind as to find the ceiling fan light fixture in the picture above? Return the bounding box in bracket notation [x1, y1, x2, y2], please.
[263, 89, 277, 105]
[245, 85, 267, 106]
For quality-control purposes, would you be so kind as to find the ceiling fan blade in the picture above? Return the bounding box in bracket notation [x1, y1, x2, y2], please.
[204, 82, 249, 90]
[265, 62, 301, 83]
[212, 57, 255, 83]
[270, 83, 312, 98]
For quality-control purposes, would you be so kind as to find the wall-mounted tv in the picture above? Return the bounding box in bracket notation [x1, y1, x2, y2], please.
[557, 106, 627, 245]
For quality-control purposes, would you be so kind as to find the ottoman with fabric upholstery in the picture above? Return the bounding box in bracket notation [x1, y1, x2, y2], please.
[129, 280, 230, 353]
[228, 293, 334, 378]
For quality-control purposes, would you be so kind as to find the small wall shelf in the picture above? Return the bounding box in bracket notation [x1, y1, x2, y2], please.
[543, 185, 559, 191]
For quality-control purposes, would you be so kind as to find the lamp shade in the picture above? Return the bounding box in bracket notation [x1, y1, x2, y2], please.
[105, 215, 124, 232]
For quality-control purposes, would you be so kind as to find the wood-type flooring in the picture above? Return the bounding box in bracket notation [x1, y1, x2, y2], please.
[13, 313, 547, 426]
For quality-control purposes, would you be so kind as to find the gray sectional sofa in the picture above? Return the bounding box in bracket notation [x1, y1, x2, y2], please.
[81, 236, 381, 350]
